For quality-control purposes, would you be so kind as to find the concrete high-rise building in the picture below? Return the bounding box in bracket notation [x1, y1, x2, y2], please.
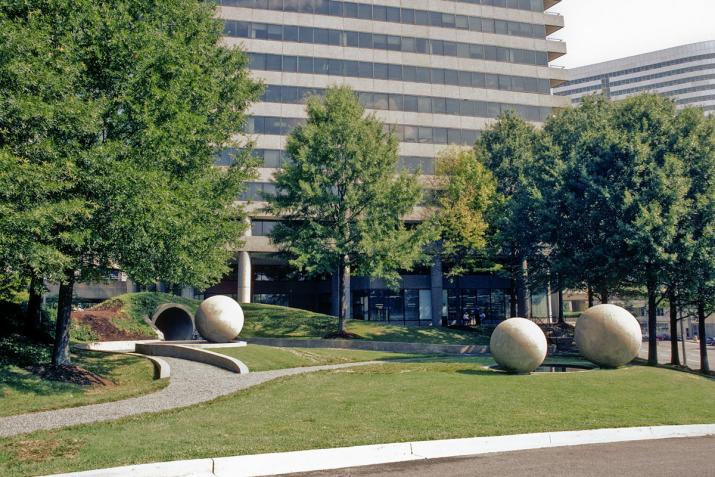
[202, 0, 569, 326]
[554, 41, 715, 115]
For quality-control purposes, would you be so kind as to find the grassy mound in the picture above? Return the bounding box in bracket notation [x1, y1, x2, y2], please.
[73, 292, 200, 342]
[241, 302, 488, 345]
[79, 293, 487, 345]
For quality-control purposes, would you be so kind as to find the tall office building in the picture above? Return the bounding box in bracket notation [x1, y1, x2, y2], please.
[554, 41, 715, 115]
[207, 0, 570, 326]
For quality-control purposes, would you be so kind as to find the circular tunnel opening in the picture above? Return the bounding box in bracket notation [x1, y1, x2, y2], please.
[153, 306, 194, 341]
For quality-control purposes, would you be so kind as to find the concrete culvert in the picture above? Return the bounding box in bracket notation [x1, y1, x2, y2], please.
[152, 304, 195, 341]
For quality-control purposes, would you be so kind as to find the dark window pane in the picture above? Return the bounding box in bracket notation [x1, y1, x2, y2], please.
[283, 55, 298, 72]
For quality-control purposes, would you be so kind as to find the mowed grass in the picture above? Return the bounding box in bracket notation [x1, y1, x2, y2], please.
[1, 360, 713, 477]
[241, 303, 488, 345]
[213, 344, 426, 371]
[0, 351, 166, 417]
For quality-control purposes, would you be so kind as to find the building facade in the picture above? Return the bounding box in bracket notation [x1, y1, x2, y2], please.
[202, 0, 570, 326]
[554, 41, 715, 115]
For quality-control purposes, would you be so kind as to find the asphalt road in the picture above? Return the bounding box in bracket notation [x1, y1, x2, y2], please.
[285, 437, 715, 477]
[639, 340, 715, 370]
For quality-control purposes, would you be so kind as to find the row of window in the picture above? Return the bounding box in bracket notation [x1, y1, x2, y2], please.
[560, 65, 715, 97]
[560, 53, 715, 87]
[609, 74, 715, 98]
[224, 21, 550, 66]
[262, 84, 551, 122]
[452, 0, 545, 11]
[249, 53, 552, 94]
[242, 178, 435, 202]
[219, 0, 547, 39]
[677, 94, 715, 106]
[248, 115, 483, 145]
[219, 148, 438, 174]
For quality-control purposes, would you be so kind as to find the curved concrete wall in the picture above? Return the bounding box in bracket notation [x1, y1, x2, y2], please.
[135, 343, 249, 374]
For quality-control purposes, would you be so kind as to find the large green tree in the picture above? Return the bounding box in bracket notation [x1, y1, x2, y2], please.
[430, 146, 499, 276]
[267, 86, 434, 334]
[613, 95, 689, 366]
[669, 107, 715, 374]
[0, 0, 262, 365]
[476, 111, 542, 317]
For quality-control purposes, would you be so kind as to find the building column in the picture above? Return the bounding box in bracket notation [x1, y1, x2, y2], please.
[430, 255, 443, 327]
[237, 251, 251, 303]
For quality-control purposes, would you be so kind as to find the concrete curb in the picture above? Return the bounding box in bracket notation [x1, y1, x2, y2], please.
[44, 424, 715, 477]
[127, 353, 171, 380]
[135, 343, 249, 374]
[245, 337, 489, 355]
[74, 340, 161, 353]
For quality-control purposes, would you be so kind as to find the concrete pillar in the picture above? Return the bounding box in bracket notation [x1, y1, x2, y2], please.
[430, 255, 443, 327]
[237, 251, 251, 303]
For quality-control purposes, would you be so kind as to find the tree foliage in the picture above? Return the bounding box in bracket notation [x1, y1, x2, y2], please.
[430, 147, 498, 276]
[0, 0, 262, 364]
[267, 86, 434, 332]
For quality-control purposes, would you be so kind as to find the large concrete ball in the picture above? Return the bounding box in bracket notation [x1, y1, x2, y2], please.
[490, 318, 548, 373]
[575, 304, 642, 368]
[195, 295, 244, 343]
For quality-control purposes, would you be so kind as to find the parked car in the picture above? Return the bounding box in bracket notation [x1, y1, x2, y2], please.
[656, 333, 670, 341]
[706, 336, 715, 346]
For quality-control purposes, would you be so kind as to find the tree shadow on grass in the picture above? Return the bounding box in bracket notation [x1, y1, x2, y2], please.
[0, 366, 81, 397]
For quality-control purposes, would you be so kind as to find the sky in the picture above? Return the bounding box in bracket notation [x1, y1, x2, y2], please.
[549, 0, 715, 68]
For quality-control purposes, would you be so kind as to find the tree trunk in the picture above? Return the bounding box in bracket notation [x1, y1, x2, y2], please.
[587, 285, 594, 308]
[25, 275, 43, 335]
[338, 255, 350, 334]
[697, 300, 710, 375]
[515, 259, 529, 318]
[599, 287, 609, 305]
[52, 269, 75, 366]
[557, 286, 564, 324]
[647, 275, 658, 366]
[668, 289, 680, 366]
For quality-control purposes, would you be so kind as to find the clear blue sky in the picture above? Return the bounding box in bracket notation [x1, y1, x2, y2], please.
[550, 0, 715, 68]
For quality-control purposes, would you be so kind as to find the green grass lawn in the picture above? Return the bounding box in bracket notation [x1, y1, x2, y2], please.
[241, 302, 488, 345]
[1, 358, 713, 477]
[0, 351, 166, 417]
[213, 344, 426, 371]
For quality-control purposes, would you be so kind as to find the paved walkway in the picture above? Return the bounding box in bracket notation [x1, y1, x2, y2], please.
[288, 436, 715, 477]
[639, 340, 714, 370]
[0, 358, 380, 438]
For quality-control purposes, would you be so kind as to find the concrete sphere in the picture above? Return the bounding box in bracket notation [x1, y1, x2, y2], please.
[575, 304, 642, 368]
[195, 295, 244, 343]
[490, 318, 548, 373]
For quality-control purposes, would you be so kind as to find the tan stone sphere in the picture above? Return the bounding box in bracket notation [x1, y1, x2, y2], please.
[490, 318, 548, 373]
[195, 295, 244, 343]
[575, 304, 642, 368]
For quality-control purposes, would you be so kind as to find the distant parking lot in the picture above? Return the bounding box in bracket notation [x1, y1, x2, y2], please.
[639, 339, 715, 371]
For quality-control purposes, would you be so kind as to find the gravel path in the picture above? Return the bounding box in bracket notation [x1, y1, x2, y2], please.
[0, 358, 380, 438]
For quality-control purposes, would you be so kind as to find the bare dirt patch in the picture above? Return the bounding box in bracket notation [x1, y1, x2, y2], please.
[12, 438, 83, 463]
[72, 304, 153, 341]
[28, 364, 114, 387]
